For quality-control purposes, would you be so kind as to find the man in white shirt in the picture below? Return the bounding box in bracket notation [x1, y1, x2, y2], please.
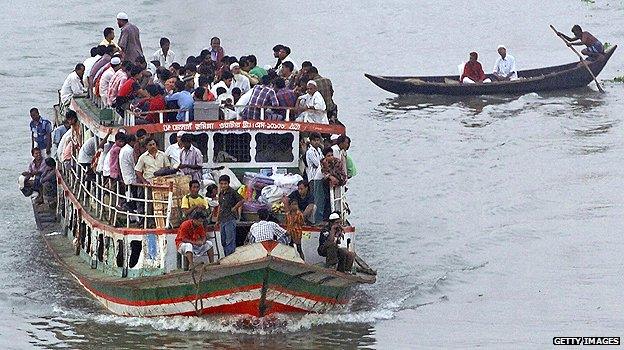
[99, 57, 122, 107]
[119, 134, 139, 212]
[60, 63, 86, 105]
[164, 131, 184, 169]
[305, 133, 326, 223]
[492, 45, 518, 81]
[152, 37, 175, 69]
[230, 63, 250, 94]
[83, 46, 102, 87]
[135, 138, 171, 183]
[295, 80, 328, 124]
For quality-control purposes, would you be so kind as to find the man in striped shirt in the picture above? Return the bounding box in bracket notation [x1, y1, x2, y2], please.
[242, 75, 278, 120]
[247, 209, 290, 244]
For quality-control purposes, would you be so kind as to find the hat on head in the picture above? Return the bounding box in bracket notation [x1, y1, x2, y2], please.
[330, 134, 340, 141]
[110, 57, 121, 65]
[497, 45, 506, 50]
[177, 131, 185, 137]
[306, 80, 317, 87]
[116, 12, 128, 20]
[328, 212, 340, 221]
[229, 62, 240, 70]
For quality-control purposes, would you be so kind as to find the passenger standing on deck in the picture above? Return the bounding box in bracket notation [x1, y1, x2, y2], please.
[116, 12, 143, 63]
[309, 67, 337, 121]
[119, 134, 138, 211]
[29, 108, 52, 156]
[295, 80, 327, 124]
[165, 131, 184, 169]
[217, 174, 244, 256]
[321, 147, 347, 219]
[100, 27, 120, 51]
[318, 212, 354, 272]
[176, 210, 214, 267]
[60, 64, 86, 106]
[178, 133, 203, 181]
[181, 180, 207, 217]
[285, 199, 305, 260]
[460, 52, 490, 84]
[306, 133, 325, 223]
[52, 120, 69, 155]
[208, 37, 225, 66]
[283, 180, 316, 224]
[492, 45, 517, 81]
[98, 57, 122, 107]
[135, 138, 170, 184]
[557, 25, 605, 60]
[152, 37, 175, 69]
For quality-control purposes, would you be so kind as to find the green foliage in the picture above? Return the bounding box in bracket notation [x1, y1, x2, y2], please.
[603, 42, 612, 50]
[613, 76, 624, 83]
[580, 0, 595, 3]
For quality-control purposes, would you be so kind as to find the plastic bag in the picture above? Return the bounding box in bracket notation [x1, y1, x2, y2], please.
[259, 185, 284, 204]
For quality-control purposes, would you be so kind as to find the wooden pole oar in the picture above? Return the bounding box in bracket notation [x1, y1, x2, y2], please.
[550, 25, 605, 93]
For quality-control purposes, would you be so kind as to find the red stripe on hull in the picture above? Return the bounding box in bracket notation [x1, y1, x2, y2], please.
[173, 300, 309, 317]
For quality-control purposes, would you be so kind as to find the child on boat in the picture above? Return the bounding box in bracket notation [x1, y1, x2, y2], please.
[285, 199, 305, 260]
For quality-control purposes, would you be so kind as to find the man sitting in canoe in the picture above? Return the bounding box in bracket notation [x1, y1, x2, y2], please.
[492, 45, 518, 81]
[460, 52, 491, 84]
[557, 25, 604, 60]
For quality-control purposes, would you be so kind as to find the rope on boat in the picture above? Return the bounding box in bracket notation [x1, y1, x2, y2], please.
[190, 263, 205, 316]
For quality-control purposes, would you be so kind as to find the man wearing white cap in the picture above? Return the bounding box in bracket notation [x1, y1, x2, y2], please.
[99, 57, 122, 107]
[116, 12, 143, 63]
[492, 45, 517, 81]
[229, 62, 250, 94]
[295, 80, 328, 124]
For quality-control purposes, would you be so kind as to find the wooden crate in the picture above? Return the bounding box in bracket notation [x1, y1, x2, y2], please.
[152, 174, 191, 228]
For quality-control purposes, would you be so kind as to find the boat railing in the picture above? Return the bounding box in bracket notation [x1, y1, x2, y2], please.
[329, 186, 348, 223]
[59, 156, 174, 229]
[121, 104, 305, 127]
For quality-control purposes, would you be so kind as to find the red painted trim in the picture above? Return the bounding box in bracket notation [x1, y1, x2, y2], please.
[174, 300, 310, 317]
[71, 98, 346, 136]
[261, 240, 279, 252]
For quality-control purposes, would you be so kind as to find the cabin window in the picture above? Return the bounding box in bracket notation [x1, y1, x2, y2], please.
[255, 133, 294, 163]
[129, 240, 142, 268]
[116, 239, 124, 267]
[169, 133, 210, 162]
[97, 234, 104, 262]
[213, 133, 251, 162]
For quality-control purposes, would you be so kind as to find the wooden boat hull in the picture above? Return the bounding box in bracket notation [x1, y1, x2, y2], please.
[45, 231, 374, 317]
[365, 46, 616, 96]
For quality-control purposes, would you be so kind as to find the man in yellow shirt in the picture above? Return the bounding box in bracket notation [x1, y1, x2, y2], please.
[100, 27, 120, 51]
[181, 180, 207, 217]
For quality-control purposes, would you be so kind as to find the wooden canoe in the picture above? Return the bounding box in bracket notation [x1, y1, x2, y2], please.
[365, 45, 616, 96]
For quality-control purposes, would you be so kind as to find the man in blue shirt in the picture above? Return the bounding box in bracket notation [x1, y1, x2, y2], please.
[165, 80, 194, 121]
[29, 108, 52, 156]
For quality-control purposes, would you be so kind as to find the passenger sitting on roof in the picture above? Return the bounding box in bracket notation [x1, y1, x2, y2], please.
[295, 80, 328, 124]
[245, 54, 268, 81]
[181, 179, 207, 217]
[114, 65, 147, 115]
[230, 62, 251, 94]
[318, 212, 354, 273]
[208, 37, 225, 66]
[176, 209, 214, 267]
[557, 25, 605, 60]
[247, 208, 290, 244]
[293, 61, 313, 95]
[308, 66, 337, 121]
[279, 61, 296, 90]
[460, 52, 491, 84]
[60, 63, 86, 106]
[165, 80, 194, 121]
[211, 71, 234, 97]
[273, 77, 297, 121]
[153, 37, 175, 69]
[492, 45, 517, 81]
[242, 75, 279, 120]
[134, 84, 165, 124]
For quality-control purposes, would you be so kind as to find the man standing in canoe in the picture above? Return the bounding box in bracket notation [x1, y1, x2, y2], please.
[460, 52, 491, 84]
[492, 45, 517, 81]
[557, 25, 604, 60]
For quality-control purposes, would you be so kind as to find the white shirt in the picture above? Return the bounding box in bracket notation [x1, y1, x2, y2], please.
[305, 146, 323, 181]
[99, 67, 116, 106]
[119, 144, 137, 185]
[276, 56, 299, 72]
[57, 129, 73, 160]
[297, 91, 328, 124]
[232, 74, 251, 94]
[493, 54, 517, 79]
[97, 143, 113, 173]
[83, 55, 101, 86]
[102, 145, 112, 177]
[60, 71, 85, 104]
[152, 48, 175, 69]
[164, 142, 183, 169]
[210, 80, 232, 97]
[77, 137, 98, 164]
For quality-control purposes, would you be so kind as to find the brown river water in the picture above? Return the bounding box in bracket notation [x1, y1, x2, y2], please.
[0, 0, 623, 348]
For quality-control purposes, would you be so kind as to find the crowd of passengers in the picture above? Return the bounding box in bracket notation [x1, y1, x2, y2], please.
[25, 10, 358, 272]
[59, 12, 338, 124]
[26, 108, 356, 273]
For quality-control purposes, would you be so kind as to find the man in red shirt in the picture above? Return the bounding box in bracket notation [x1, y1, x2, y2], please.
[460, 52, 491, 84]
[176, 210, 214, 267]
[115, 66, 147, 109]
